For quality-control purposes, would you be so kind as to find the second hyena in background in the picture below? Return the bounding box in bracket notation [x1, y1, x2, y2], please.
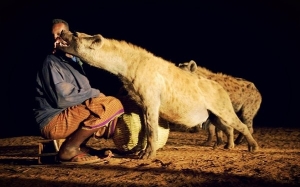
[178, 60, 262, 147]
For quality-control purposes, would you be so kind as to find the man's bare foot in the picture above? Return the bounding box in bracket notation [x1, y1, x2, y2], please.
[59, 145, 100, 164]
[59, 144, 81, 161]
[60, 152, 101, 165]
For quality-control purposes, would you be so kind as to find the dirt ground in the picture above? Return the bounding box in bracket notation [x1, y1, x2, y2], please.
[0, 126, 299, 187]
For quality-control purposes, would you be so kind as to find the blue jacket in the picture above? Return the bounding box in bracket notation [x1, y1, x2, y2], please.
[33, 53, 100, 130]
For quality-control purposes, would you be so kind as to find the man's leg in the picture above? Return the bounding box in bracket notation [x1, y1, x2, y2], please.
[42, 95, 124, 163]
[58, 127, 101, 162]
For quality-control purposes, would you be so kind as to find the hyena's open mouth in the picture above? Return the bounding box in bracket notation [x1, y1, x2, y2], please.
[56, 36, 69, 47]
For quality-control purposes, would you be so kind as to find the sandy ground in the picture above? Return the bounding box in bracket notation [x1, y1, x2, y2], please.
[0, 126, 299, 187]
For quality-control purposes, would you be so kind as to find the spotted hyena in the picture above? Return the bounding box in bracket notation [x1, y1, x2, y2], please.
[57, 30, 259, 159]
[178, 60, 262, 147]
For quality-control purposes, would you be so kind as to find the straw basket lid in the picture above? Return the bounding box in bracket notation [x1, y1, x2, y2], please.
[113, 95, 170, 154]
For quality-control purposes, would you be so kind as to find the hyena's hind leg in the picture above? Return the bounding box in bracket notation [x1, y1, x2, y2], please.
[222, 115, 259, 152]
[234, 116, 255, 145]
[200, 79, 259, 152]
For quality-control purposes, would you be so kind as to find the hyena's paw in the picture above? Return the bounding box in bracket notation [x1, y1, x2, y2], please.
[216, 139, 225, 146]
[201, 140, 213, 147]
[212, 139, 226, 149]
[224, 142, 235, 150]
[248, 143, 259, 152]
[138, 146, 157, 159]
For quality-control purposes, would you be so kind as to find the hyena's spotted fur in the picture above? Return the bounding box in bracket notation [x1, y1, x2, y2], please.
[178, 60, 262, 147]
[57, 31, 259, 159]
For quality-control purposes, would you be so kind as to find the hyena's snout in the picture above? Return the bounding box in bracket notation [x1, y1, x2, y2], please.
[60, 30, 74, 44]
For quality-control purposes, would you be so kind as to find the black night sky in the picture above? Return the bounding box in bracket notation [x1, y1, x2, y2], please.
[1, 1, 298, 137]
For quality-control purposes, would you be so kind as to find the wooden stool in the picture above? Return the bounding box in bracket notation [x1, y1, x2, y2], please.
[37, 139, 59, 164]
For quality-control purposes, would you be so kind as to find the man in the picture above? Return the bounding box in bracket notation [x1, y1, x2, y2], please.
[33, 19, 124, 164]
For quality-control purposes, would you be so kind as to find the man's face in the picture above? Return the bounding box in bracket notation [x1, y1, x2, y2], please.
[52, 23, 69, 54]
[52, 23, 68, 40]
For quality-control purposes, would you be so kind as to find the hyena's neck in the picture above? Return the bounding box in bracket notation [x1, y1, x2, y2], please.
[197, 67, 214, 78]
[81, 38, 155, 81]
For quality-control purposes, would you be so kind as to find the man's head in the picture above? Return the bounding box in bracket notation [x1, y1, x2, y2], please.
[52, 19, 69, 40]
[51, 19, 71, 55]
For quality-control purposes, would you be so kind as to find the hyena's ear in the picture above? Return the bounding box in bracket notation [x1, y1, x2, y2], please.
[75, 31, 92, 37]
[89, 34, 104, 48]
[189, 60, 197, 72]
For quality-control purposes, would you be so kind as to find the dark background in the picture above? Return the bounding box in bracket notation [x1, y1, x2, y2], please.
[1, 0, 298, 138]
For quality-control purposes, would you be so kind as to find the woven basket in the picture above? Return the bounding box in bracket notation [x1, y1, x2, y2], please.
[113, 94, 170, 153]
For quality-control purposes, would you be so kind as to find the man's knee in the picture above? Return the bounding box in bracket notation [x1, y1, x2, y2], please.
[105, 96, 124, 111]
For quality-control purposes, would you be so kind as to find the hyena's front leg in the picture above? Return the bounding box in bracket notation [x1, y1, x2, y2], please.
[201, 122, 215, 146]
[138, 100, 160, 159]
[214, 126, 225, 147]
[235, 119, 254, 145]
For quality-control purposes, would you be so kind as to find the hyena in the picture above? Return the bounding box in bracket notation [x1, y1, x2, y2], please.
[57, 30, 259, 159]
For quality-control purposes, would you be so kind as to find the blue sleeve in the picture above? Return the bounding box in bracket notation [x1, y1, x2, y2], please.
[46, 56, 100, 108]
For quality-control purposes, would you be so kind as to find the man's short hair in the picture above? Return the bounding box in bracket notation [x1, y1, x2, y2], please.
[52, 19, 69, 30]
